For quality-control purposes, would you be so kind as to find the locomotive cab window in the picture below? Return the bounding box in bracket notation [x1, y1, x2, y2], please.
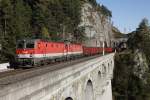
[17, 40, 25, 49]
[26, 42, 35, 48]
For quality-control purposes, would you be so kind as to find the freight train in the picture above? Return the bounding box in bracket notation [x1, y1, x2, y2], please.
[16, 39, 113, 67]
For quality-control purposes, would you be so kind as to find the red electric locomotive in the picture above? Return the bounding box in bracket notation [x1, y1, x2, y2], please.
[16, 39, 83, 66]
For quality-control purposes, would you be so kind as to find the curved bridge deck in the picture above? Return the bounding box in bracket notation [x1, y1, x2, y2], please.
[0, 53, 115, 100]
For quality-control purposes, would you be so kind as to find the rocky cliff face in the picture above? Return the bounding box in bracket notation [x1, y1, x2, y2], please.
[113, 50, 150, 100]
[133, 49, 149, 81]
[79, 3, 113, 47]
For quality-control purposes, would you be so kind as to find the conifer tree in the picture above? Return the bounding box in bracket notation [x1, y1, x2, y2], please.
[128, 18, 150, 64]
[13, 0, 32, 39]
[0, 0, 15, 62]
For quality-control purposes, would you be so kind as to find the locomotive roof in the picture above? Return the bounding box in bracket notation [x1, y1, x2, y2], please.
[17, 39, 82, 45]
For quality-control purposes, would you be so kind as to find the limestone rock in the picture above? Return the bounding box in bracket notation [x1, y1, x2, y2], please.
[133, 49, 149, 81]
[79, 3, 113, 47]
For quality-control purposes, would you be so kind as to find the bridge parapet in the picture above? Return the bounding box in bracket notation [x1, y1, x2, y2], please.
[0, 53, 115, 100]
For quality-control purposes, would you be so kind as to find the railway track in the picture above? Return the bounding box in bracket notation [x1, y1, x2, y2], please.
[0, 54, 103, 86]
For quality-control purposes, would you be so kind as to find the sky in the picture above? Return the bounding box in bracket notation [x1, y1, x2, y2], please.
[96, 0, 150, 33]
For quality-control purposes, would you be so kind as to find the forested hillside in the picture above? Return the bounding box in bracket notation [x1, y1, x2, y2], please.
[0, 0, 83, 39]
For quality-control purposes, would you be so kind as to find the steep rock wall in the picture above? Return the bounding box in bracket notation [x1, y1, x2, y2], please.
[79, 3, 113, 47]
[113, 50, 150, 100]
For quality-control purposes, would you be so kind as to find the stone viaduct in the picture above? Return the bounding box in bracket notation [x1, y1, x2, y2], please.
[0, 53, 115, 100]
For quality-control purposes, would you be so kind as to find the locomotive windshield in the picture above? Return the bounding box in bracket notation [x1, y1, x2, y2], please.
[17, 40, 25, 49]
[17, 40, 35, 49]
[26, 42, 34, 48]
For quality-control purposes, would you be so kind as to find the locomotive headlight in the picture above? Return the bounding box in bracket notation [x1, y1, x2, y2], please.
[16, 55, 19, 58]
